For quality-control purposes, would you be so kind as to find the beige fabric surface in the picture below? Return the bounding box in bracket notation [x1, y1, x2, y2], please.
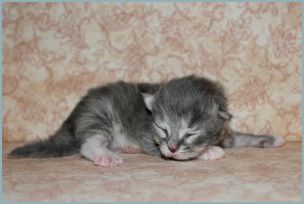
[3, 142, 301, 202]
[3, 2, 302, 143]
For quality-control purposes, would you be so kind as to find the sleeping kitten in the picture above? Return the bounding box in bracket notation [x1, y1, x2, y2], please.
[9, 81, 162, 167]
[9, 75, 285, 166]
[142, 75, 285, 161]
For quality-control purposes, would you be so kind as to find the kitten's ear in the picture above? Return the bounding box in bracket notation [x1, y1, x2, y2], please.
[218, 109, 233, 121]
[212, 104, 232, 120]
[142, 93, 155, 111]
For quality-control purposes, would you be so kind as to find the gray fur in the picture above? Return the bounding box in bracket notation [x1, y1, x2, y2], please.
[144, 75, 283, 160]
[221, 131, 276, 148]
[9, 81, 161, 163]
[9, 75, 283, 164]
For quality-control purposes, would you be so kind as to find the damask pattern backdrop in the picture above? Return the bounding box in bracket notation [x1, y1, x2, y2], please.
[2, 3, 302, 142]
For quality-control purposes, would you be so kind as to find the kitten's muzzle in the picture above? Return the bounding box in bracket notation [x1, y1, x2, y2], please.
[168, 146, 177, 153]
[168, 139, 180, 153]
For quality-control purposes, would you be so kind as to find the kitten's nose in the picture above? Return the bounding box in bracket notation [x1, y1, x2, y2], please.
[168, 140, 179, 153]
[168, 145, 177, 153]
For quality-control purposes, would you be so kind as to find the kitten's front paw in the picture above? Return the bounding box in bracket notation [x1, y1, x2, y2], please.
[199, 146, 225, 161]
[93, 154, 123, 167]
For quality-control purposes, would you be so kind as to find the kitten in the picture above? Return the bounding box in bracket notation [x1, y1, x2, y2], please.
[9, 75, 285, 166]
[9, 81, 162, 167]
[142, 75, 285, 161]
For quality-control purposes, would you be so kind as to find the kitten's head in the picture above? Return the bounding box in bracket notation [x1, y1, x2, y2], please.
[143, 76, 232, 160]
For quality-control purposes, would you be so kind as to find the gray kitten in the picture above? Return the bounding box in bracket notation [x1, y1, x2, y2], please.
[9, 81, 162, 166]
[9, 75, 285, 166]
[143, 75, 285, 161]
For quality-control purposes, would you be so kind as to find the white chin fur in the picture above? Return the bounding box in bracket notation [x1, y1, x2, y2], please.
[272, 136, 286, 147]
[172, 152, 199, 160]
[160, 143, 200, 160]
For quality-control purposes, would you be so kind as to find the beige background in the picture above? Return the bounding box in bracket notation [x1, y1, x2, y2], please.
[2, 2, 302, 142]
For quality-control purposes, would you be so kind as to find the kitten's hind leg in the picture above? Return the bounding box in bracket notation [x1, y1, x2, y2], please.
[80, 135, 123, 167]
[221, 131, 285, 148]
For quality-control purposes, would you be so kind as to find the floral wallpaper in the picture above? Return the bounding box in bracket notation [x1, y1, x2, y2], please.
[2, 2, 302, 142]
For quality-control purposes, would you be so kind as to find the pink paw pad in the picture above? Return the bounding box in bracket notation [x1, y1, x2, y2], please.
[121, 147, 142, 154]
[199, 146, 225, 161]
[93, 155, 123, 167]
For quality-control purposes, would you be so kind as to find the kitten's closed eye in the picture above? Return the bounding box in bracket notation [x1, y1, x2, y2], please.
[184, 132, 201, 143]
[153, 121, 168, 138]
[184, 133, 196, 138]
[183, 128, 201, 139]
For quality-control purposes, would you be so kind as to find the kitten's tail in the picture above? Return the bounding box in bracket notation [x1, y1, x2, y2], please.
[221, 130, 285, 148]
[8, 121, 80, 158]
